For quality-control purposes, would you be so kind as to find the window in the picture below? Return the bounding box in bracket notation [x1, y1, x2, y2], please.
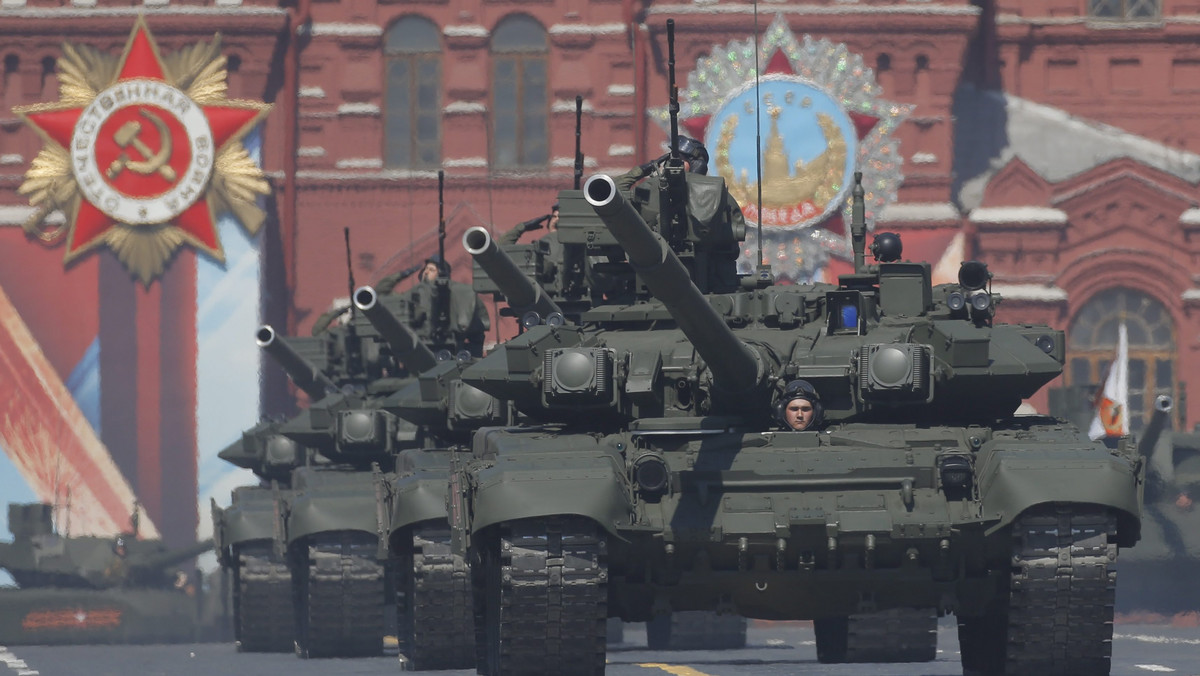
[1068, 287, 1175, 432]
[1088, 0, 1160, 20]
[385, 16, 442, 169]
[491, 15, 548, 169]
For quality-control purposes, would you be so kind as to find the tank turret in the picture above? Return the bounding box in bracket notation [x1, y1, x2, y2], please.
[463, 226, 563, 320]
[353, 285, 438, 375]
[257, 325, 337, 400]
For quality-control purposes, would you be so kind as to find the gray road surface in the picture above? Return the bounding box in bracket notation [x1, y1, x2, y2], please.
[3, 621, 1200, 676]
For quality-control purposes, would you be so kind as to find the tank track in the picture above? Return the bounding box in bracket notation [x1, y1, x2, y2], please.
[480, 516, 608, 675]
[396, 524, 475, 670]
[293, 532, 386, 658]
[646, 611, 747, 651]
[959, 504, 1117, 676]
[233, 542, 294, 653]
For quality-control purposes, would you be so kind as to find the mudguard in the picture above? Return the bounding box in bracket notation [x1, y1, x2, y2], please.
[470, 453, 632, 538]
[977, 447, 1143, 544]
[285, 469, 381, 544]
[217, 488, 281, 552]
[389, 473, 450, 535]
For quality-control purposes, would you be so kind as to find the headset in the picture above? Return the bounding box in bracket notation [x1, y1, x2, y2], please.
[774, 379, 825, 430]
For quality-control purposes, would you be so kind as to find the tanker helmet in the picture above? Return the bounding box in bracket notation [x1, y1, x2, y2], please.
[774, 379, 824, 430]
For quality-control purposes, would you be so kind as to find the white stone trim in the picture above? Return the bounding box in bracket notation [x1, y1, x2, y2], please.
[0, 153, 23, 165]
[214, 0, 242, 6]
[299, 86, 326, 99]
[647, 3, 979, 16]
[970, 206, 1068, 224]
[443, 157, 488, 168]
[1, 5, 284, 16]
[877, 202, 959, 223]
[297, 169, 441, 180]
[310, 23, 382, 37]
[338, 103, 380, 116]
[548, 23, 626, 36]
[1180, 208, 1200, 226]
[607, 84, 635, 97]
[443, 24, 489, 38]
[1, 0, 27, 6]
[0, 205, 66, 226]
[70, 0, 96, 7]
[335, 157, 383, 169]
[608, 144, 635, 157]
[911, 152, 937, 164]
[142, 0, 168, 6]
[991, 284, 1068, 302]
[444, 101, 486, 114]
[552, 157, 599, 168]
[552, 99, 594, 113]
[1182, 288, 1200, 301]
[297, 147, 326, 158]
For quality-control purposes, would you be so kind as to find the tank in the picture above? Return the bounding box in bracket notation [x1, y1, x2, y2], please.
[1049, 390, 1200, 616]
[0, 503, 222, 645]
[268, 281, 491, 660]
[210, 419, 313, 653]
[448, 160, 1143, 676]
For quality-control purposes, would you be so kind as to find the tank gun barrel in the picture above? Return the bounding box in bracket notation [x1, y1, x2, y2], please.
[353, 286, 439, 374]
[463, 226, 563, 318]
[257, 325, 337, 400]
[583, 174, 760, 393]
[130, 539, 214, 572]
[1138, 394, 1174, 458]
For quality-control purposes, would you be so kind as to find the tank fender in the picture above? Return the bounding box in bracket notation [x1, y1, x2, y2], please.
[470, 454, 632, 539]
[388, 473, 450, 535]
[285, 490, 381, 545]
[976, 448, 1143, 545]
[217, 501, 278, 549]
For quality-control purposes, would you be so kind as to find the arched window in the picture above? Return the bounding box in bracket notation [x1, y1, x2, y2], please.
[1068, 287, 1175, 432]
[385, 16, 442, 169]
[1088, 0, 1160, 19]
[491, 15, 548, 169]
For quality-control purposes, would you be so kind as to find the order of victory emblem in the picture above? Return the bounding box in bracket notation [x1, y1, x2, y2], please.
[651, 15, 912, 282]
[13, 16, 271, 284]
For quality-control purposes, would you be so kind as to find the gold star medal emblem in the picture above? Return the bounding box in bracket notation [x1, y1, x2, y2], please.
[13, 16, 272, 284]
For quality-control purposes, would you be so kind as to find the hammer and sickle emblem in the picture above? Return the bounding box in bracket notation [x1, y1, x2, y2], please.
[105, 109, 177, 182]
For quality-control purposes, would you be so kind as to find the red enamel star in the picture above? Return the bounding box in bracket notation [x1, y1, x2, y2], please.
[15, 16, 270, 276]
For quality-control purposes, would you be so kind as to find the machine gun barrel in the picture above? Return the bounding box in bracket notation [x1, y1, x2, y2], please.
[1138, 394, 1174, 457]
[463, 226, 563, 319]
[353, 286, 439, 375]
[583, 174, 759, 393]
[257, 325, 338, 401]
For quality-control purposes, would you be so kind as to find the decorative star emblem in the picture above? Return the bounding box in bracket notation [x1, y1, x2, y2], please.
[13, 16, 271, 284]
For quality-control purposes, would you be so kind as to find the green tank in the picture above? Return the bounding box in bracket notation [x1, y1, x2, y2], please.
[211, 419, 315, 653]
[268, 281, 489, 660]
[1049, 389, 1200, 615]
[448, 167, 1143, 676]
[0, 503, 221, 645]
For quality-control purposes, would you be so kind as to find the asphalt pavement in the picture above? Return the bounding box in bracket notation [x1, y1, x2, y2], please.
[3, 620, 1200, 676]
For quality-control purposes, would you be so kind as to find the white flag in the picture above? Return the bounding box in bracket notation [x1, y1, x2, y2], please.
[1088, 322, 1129, 440]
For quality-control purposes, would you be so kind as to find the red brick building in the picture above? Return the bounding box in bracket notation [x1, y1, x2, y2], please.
[3, 0, 1199, 537]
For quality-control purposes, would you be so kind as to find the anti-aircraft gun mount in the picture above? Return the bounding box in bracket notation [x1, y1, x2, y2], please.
[450, 166, 1142, 675]
[0, 503, 222, 645]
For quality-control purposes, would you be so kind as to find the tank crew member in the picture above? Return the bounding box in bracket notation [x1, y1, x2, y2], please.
[104, 536, 129, 585]
[615, 135, 710, 190]
[419, 253, 450, 283]
[776, 380, 824, 431]
[407, 253, 492, 357]
[311, 262, 424, 336]
[499, 202, 559, 245]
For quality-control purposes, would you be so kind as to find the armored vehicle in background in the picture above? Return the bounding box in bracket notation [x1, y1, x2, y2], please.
[449, 152, 1143, 676]
[1051, 388, 1200, 615]
[0, 503, 220, 645]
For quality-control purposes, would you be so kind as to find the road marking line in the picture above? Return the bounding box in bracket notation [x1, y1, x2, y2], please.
[1117, 633, 1200, 646]
[638, 664, 715, 676]
[1134, 666, 1176, 672]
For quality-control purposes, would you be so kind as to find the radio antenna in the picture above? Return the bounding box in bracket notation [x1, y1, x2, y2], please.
[573, 95, 584, 189]
[343, 227, 355, 318]
[437, 170, 446, 275]
[667, 19, 680, 165]
[754, 0, 764, 268]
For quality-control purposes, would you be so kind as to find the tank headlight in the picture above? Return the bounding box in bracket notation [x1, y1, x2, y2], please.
[631, 454, 670, 499]
[521, 310, 543, 329]
[546, 311, 566, 327]
[947, 291, 966, 312]
[435, 349, 453, 362]
[1034, 334, 1055, 354]
[456, 349, 473, 363]
[968, 290, 992, 312]
[542, 348, 615, 407]
[939, 455, 974, 501]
